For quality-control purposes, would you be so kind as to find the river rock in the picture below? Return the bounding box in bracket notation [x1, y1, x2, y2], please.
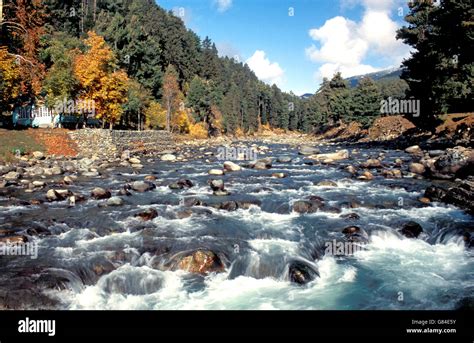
[0, 235, 28, 244]
[252, 157, 273, 170]
[429, 146, 474, 179]
[131, 181, 156, 192]
[4, 171, 20, 181]
[169, 179, 194, 190]
[161, 154, 176, 161]
[362, 159, 382, 168]
[82, 171, 100, 177]
[32, 181, 45, 187]
[316, 180, 337, 187]
[209, 179, 224, 191]
[208, 169, 224, 175]
[288, 260, 319, 285]
[91, 187, 111, 200]
[106, 196, 123, 206]
[358, 171, 374, 180]
[272, 172, 287, 178]
[310, 149, 349, 162]
[51, 166, 63, 175]
[129, 157, 141, 164]
[223, 161, 241, 172]
[183, 197, 202, 207]
[405, 145, 423, 155]
[135, 208, 158, 221]
[32, 151, 45, 160]
[175, 250, 225, 275]
[409, 163, 425, 174]
[342, 226, 369, 242]
[46, 189, 72, 202]
[277, 156, 292, 163]
[292, 200, 322, 214]
[399, 221, 423, 238]
[340, 212, 360, 220]
[30, 167, 44, 176]
[299, 146, 320, 156]
[345, 165, 357, 174]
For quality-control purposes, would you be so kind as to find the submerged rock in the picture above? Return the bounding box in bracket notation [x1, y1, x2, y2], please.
[91, 187, 111, 200]
[288, 260, 319, 285]
[342, 226, 369, 242]
[135, 208, 158, 221]
[316, 180, 337, 187]
[399, 221, 423, 238]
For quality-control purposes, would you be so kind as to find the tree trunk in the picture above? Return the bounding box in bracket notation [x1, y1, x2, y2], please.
[138, 110, 141, 131]
[166, 100, 171, 132]
[0, 0, 3, 23]
[109, 122, 113, 130]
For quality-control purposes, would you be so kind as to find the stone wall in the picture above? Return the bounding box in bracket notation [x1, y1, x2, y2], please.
[68, 129, 175, 157]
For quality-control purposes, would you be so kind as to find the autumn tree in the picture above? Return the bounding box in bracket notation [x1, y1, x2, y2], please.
[73, 31, 129, 129]
[0, 47, 21, 112]
[0, 0, 46, 100]
[144, 101, 166, 130]
[161, 64, 181, 132]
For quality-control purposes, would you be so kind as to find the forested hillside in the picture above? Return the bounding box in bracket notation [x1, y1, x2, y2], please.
[0, 0, 472, 135]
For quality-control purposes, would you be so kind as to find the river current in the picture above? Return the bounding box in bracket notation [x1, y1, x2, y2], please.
[0, 142, 472, 309]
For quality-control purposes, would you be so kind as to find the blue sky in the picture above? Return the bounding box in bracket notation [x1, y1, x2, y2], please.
[156, 0, 411, 95]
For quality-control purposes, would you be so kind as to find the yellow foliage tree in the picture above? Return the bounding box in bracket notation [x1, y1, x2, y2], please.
[145, 101, 166, 129]
[0, 47, 21, 112]
[188, 122, 208, 139]
[172, 109, 191, 133]
[73, 31, 129, 129]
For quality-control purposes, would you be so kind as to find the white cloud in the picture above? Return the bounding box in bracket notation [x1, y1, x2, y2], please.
[215, 0, 232, 13]
[306, 0, 409, 82]
[246, 50, 284, 86]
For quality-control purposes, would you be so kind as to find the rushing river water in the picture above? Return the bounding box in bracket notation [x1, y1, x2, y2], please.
[0, 142, 473, 310]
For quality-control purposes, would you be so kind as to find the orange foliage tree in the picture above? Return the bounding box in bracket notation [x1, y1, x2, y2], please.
[73, 31, 129, 129]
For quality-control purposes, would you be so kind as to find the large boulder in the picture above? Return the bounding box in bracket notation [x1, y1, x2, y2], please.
[428, 147, 474, 179]
[252, 157, 273, 170]
[424, 180, 474, 214]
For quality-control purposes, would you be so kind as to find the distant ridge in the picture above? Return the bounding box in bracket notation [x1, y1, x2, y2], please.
[300, 67, 403, 98]
[346, 67, 402, 87]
